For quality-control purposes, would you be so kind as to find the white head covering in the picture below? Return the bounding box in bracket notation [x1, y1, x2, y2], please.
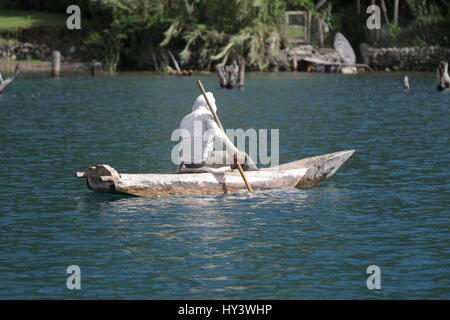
[192, 92, 217, 113]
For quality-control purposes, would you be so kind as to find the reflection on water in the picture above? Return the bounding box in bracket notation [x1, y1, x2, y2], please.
[0, 72, 448, 299]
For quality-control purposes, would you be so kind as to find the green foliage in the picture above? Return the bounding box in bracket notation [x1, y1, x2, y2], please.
[84, 0, 168, 72]
[332, 3, 366, 49]
[335, 0, 449, 48]
[3, 0, 449, 71]
[0, 10, 67, 30]
[389, 23, 401, 39]
[410, 0, 448, 23]
[287, 26, 305, 40]
[160, 0, 286, 70]
[385, 0, 450, 47]
[285, 0, 314, 11]
[84, 31, 121, 74]
[324, 2, 334, 31]
[0, 0, 91, 15]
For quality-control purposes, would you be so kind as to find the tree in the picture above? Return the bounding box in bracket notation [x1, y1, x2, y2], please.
[160, 0, 286, 71]
[380, 0, 390, 26]
[394, 0, 399, 24]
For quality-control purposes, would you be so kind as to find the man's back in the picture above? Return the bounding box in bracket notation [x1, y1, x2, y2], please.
[179, 107, 214, 164]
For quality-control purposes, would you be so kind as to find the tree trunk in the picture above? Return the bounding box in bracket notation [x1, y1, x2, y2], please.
[151, 50, 159, 71]
[217, 66, 227, 88]
[315, 0, 327, 10]
[357, 0, 360, 15]
[394, 0, 399, 24]
[217, 60, 240, 89]
[167, 50, 181, 73]
[226, 61, 239, 89]
[318, 17, 324, 48]
[370, 0, 376, 43]
[238, 56, 245, 88]
[380, 0, 390, 25]
[307, 11, 312, 44]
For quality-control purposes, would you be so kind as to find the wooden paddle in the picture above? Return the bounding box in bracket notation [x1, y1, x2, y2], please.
[197, 80, 253, 192]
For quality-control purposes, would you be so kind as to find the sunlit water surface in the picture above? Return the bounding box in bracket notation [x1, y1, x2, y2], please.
[0, 71, 448, 299]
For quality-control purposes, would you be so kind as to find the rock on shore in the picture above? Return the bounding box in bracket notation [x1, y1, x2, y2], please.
[0, 42, 80, 62]
[269, 45, 341, 71]
[360, 43, 450, 71]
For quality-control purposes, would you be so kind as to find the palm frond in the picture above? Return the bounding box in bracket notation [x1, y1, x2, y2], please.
[160, 21, 180, 47]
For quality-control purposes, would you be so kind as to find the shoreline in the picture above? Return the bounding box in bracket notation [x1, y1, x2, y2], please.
[0, 64, 438, 75]
[2, 41, 449, 74]
[0, 58, 85, 73]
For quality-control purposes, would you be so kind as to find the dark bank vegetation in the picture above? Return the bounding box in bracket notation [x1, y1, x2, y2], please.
[0, 0, 449, 73]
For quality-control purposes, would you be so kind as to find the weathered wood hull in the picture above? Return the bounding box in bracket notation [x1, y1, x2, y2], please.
[76, 150, 355, 197]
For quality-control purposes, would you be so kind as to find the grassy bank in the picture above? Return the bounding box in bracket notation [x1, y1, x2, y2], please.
[0, 57, 51, 73]
[0, 10, 67, 30]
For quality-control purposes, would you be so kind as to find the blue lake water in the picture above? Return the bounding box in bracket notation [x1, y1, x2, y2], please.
[0, 71, 448, 299]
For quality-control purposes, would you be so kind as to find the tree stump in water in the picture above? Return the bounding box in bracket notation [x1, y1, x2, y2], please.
[238, 56, 245, 88]
[90, 61, 102, 76]
[436, 61, 450, 91]
[217, 57, 245, 89]
[0, 64, 20, 93]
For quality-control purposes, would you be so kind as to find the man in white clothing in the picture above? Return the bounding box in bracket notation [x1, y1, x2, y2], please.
[177, 92, 258, 171]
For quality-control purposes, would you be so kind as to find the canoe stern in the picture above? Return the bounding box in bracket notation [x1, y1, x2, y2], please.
[77, 164, 120, 193]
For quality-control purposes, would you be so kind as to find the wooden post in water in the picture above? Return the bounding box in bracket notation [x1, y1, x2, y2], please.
[238, 56, 245, 88]
[0, 64, 20, 93]
[90, 61, 102, 76]
[52, 51, 61, 77]
[437, 62, 447, 91]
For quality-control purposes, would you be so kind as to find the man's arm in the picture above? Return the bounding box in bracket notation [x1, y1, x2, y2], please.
[205, 114, 238, 155]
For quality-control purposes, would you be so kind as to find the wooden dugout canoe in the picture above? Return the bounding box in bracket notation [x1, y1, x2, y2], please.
[75, 150, 355, 197]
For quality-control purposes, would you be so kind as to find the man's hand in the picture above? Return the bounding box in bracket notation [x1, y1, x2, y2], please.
[234, 152, 244, 165]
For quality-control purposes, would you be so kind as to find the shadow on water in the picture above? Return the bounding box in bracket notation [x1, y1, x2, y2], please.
[83, 191, 139, 202]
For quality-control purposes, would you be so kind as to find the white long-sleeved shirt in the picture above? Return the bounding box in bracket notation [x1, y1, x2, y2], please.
[178, 92, 238, 164]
